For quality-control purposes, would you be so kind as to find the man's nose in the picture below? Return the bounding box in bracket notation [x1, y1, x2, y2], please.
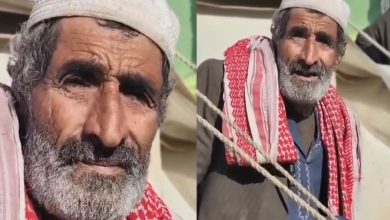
[298, 38, 320, 66]
[82, 85, 128, 148]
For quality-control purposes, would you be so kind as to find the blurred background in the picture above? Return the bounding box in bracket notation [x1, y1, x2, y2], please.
[197, 0, 390, 219]
[0, 1, 196, 219]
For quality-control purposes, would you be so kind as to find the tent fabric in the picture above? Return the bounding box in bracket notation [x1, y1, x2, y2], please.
[335, 38, 390, 220]
[337, 38, 390, 145]
[353, 126, 390, 220]
[161, 74, 196, 213]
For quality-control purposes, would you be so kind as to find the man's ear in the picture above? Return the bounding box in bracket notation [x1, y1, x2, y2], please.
[335, 55, 342, 66]
[14, 95, 29, 145]
[336, 41, 347, 65]
[335, 50, 345, 66]
[272, 39, 280, 59]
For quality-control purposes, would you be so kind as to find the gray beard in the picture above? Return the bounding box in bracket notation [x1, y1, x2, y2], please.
[277, 58, 334, 105]
[23, 123, 149, 220]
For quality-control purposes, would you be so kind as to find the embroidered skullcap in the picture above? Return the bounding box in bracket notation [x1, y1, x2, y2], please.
[27, 0, 180, 64]
[278, 0, 350, 30]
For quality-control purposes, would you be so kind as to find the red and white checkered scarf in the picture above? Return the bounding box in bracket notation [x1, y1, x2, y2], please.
[25, 183, 172, 220]
[222, 36, 361, 220]
[0, 84, 172, 220]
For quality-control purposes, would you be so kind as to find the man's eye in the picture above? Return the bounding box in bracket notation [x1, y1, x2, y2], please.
[291, 33, 304, 38]
[63, 76, 91, 87]
[288, 31, 306, 40]
[125, 90, 157, 108]
[317, 37, 335, 48]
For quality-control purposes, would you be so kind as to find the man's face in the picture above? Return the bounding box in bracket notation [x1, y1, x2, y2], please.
[24, 17, 163, 219]
[277, 8, 340, 105]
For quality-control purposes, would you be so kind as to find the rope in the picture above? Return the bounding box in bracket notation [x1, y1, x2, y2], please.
[175, 52, 197, 71]
[349, 22, 390, 61]
[197, 115, 331, 220]
[197, 90, 338, 220]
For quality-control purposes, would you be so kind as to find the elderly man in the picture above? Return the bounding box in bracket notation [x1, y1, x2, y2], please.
[197, 0, 361, 220]
[0, 0, 180, 219]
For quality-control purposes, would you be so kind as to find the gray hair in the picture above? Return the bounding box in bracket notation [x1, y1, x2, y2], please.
[8, 19, 59, 122]
[270, 8, 347, 57]
[8, 18, 174, 124]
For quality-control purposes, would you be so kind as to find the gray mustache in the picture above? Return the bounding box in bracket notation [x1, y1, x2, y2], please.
[289, 62, 326, 76]
[57, 138, 140, 173]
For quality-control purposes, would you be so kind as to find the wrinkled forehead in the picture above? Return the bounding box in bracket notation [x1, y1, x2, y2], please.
[49, 17, 164, 84]
[52, 17, 165, 64]
[55, 17, 159, 49]
[27, 0, 180, 63]
[286, 8, 339, 37]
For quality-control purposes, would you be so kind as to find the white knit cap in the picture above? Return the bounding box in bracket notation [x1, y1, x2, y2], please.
[278, 0, 350, 30]
[27, 0, 180, 64]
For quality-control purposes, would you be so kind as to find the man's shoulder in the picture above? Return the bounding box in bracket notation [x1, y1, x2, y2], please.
[197, 58, 224, 88]
[198, 59, 224, 75]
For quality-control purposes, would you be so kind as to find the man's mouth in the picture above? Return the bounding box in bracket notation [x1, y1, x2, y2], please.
[80, 160, 126, 175]
[293, 70, 320, 82]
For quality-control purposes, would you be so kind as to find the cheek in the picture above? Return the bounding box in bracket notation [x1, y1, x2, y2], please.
[32, 85, 91, 141]
[32, 83, 159, 156]
[126, 110, 159, 152]
[278, 40, 300, 63]
[322, 52, 339, 69]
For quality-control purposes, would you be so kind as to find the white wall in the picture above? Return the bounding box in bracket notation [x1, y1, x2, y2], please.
[197, 7, 273, 65]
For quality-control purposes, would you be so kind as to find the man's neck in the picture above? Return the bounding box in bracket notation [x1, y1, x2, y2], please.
[286, 101, 317, 156]
[285, 101, 315, 120]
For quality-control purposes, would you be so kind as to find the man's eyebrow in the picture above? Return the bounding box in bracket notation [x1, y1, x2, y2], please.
[316, 31, 336, 45]
[58, 60, 160, 97]
[117, 73, 159, 97]
[58, 59, 105, 85]
[287, 26, 309, 37]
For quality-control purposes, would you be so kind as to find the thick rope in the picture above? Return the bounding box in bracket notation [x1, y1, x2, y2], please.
[349, 22, 390, 61]
[197, 90, 338, 219]
[197, 115, 331, 220]
[175, 52, 197, 71]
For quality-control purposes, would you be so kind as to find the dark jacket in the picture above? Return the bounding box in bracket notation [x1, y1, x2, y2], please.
[197, 59, 290, 220]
